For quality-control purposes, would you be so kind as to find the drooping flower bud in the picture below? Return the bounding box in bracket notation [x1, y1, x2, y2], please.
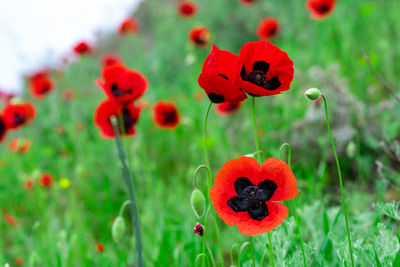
[193, 222, 204, 236]
[191, 188, 206, 218]
[304, 88, 321, 101]
[112, 216, 126, 243]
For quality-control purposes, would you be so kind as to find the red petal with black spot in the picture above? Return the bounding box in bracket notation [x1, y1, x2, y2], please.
[178, 1, 197, 17]
[73, 41, 91, 56]
[306, 0, 336, 20]
[2, 102, 36, 130]
[95, 63, 148, 103]
[188, 26, 210, 48]
[101, 53, 121, 67]
[215, 102, 242, 116]
[198, 45, 247, 103]
[256, 17, 280, 40]
[29, 71, 54, 99]
[94, 100, 141, 138]
[152, 101, 180, 130]
[237, 40, 294, 97]
[118, 17, 139, 36]
[238, 0, 258, 6]
[210, 156, 298, 236]
[0, 116, 7, 143]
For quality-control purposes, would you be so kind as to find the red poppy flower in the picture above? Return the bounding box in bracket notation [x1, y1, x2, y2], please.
[152, 101, 180, 130]
[118, 17, 139, 36]
[24, 178, 34, 190]
[210, 156, 298, 236]
[4, 214, 15, 226]
[73, 41, 92, 56]
[177, 1, 198, 17]
[94, 100, 141, 138]
[238, 0, 258, 6]
[0, 116, 7, 143]
[306, 0, 336, 20]
[8, 138, 19, 152]
[15, 258, 24, 266]
[101, 53, 121, 67]
[237, 40, 294, 97]
[96, 243, 105, 253]
[189, 26, 210, 47]
[29, 71, 54, 99]
[198, 45, 247, 103]
[2, 102, 36, 130]
[215, 102, 242, 116]
[95, 63, 148, 103]
[20, 139, 32, 154]
[39, 173, 53, 187]
[256, 18, 280, 40]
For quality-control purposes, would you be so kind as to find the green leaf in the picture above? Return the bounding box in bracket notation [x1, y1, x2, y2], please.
[373, 242, 382, 267]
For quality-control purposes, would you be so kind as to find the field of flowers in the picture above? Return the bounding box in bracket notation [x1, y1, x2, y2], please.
[0, 0, 399, 266]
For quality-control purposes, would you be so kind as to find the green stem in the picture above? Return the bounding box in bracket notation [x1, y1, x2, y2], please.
[252, 96, 274, 267]
[203, 236, 217, 267]
[202, 102, 224, 267]
[321, 95, 354, 267]
[250, 236, 256, 267]
[111, 117, 144, 267]
[280, 143, 307, 267]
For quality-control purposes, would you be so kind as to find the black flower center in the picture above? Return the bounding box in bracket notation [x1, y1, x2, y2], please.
[162, 110, 177, 124]
[240, 61, 281, 91]
[0, 119, 5, 136]
[14, 114, 26, 126]
[317, 4, 329, 13]
[111, 83, 132, 97]
[227, 177, 277, 221]
[208, 93, 225, 103]
[121, 108, 137, 131]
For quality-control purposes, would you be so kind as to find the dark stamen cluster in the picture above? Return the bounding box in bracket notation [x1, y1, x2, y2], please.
[240, 60, 282, 91]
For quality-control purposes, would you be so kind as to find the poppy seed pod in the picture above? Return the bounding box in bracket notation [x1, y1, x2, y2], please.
[191, 188, 206, 218]
[112, 216, 126, 243]
[304, 88, 321, 101]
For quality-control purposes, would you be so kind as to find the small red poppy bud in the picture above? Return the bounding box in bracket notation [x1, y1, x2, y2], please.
[96, 243, 105, 253]
[193, 222, 204, 236]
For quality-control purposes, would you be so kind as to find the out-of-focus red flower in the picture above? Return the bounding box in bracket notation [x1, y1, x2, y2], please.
[238, 0, 258, 6]
[194, 91, 204, 101]
[39, 173, 53, 188]
[210, 156, 298, 236]
[24, 177, 34, 190]
[177, 1, 198, 17]
[237, 40, 294, 97]
[152, 101, 180, 130]
[215, 102, 242, 116]
[4, 214, 16, 226]
[15, 258, 24, 266]
[95, 63, 148, 103]
[306, 0, 336, 20]
[118, 17, 139, 36]
[73, 41, 92, 56]
[198, 45, 247, 103]
[19, 139, 31, 154]
[0, 116, 7, 143]
[96, 243, 105, 253]
[62, 90, 75, 101]
[101, 54, 121, 67]
[8, 138, 19, 152]
[188, 26, 210, 47]
[256, 18, 280, 40]
[2, 102, 36, 130]
[29, 71, 54, 99]
[94, 100, 141, 138]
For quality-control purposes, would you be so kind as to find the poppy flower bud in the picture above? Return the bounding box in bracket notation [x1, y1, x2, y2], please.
[193, 222, 204, 236]
[112, 216, 126, 243]
[191, 188, 206, 218]
[304, 88, 321, 101]
[346, 141, 356, 159]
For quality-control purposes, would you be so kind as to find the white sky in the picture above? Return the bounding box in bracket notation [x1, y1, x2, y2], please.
[0, 0, 142, 93]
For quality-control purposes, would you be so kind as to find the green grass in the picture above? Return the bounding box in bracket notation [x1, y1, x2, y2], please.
[1, 0, 399, 266]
